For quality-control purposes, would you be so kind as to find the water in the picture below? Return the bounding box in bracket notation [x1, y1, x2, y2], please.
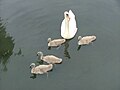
[0, 0, 120, 90]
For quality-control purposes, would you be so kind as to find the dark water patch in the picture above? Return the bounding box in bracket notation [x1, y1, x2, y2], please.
[0, 17, 15, 71]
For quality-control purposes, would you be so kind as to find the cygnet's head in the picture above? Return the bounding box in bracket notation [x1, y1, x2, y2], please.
[30, 63, 35, 68]
[92, 36, 96, 40]
[78, 36, 82, 40]
[37, 51, 43, 56]
[48, 38, 52, 43]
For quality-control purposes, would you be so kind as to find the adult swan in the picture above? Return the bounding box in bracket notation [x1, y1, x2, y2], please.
[61, 10, 77, 39]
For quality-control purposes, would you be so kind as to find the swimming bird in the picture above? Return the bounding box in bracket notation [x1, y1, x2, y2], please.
[78, 35, 96, 45]
[30, 63, 53, 75]
[61, 10, 77, 39]
[37, 51, 62, 64]
[48, 38, 66, 47]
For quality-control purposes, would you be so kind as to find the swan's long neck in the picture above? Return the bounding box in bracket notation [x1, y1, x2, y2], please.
[64, 15, 70, 37]
[65, 17, 69, 33]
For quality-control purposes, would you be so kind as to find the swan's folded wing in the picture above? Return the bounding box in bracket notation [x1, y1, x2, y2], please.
[69, 10, 75, 18]
[69, 18, 77, 37]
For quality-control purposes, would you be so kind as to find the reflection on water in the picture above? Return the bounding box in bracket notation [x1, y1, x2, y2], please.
[0, 17, 15, 71]
[77, 45, 81, 51]
[14, 48, 22, 56]
[30, 74, 36, 79]
[64, 39, 71, 59]
[14, 48, 24, 56]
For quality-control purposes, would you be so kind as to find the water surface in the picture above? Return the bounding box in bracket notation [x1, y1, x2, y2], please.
[0, 0, 120, 90]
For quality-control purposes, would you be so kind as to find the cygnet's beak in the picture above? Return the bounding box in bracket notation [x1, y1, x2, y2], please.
[30, 65, 32, 68]
[36, 53, 39, 56]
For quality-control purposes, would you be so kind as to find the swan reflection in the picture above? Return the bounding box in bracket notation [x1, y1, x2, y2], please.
[0, 17, 15, 71]
[64, 39, 71, 59]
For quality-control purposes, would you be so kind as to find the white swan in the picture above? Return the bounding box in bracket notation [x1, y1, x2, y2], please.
[48, 38, 66, 47]
[37, 51, 62, 64]
[78, 35, 96, 45]
[61, 10, 77, 39]
[30, 63, 53, 75]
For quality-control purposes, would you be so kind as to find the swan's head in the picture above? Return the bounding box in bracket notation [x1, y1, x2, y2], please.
[48, 38, 52, 43]
[64, 11, 70, 20]
[30, 63, 35, 68]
